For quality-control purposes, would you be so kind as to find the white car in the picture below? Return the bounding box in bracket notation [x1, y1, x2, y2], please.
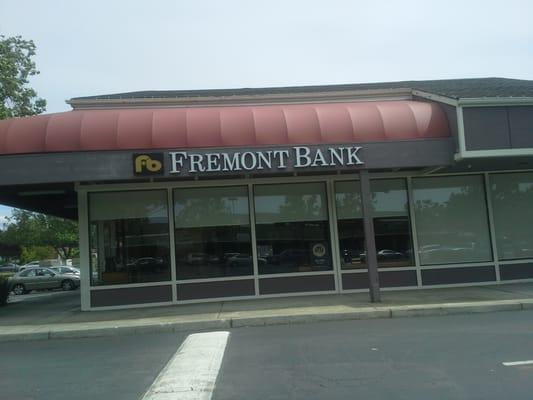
[19, 261, 40, 271]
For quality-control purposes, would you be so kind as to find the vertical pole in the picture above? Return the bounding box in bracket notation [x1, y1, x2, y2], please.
[359, 170, 381, 302]
[77, 187, 91, 311]
[248, 183, 260, 296]
[167, 188, 178, 303]
[484, 173, 501, 281]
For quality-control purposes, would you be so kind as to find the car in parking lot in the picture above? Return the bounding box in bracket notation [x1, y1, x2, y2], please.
[19, 261, 40, 271]
[9, 267, 80, 295]
[49, 266, 81, 276]
[0, 263, 20, 273]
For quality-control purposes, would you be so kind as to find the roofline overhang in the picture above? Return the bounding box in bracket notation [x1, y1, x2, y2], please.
[457, 97, 533, 107]
[66, 87, 414, 110]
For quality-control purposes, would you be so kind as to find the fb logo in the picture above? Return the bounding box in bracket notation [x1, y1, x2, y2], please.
[133, 153, 164, 175]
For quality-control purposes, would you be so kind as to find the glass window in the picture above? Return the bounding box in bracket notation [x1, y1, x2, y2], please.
[254, 182, 332, 274]
[490, 172, 533, 260]
[41, 268, 54, 276]
[371, 179, 414, 268]
[335, 181, 364, 269]
[89, 190, 171, 286]
[413, 175, 492, 265]
[173, 186, 253, 279]
[335, 179, 413, 269]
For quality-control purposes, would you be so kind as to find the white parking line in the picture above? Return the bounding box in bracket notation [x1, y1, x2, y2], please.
[502, 360, 533, 366]
[142, 331, 230, 400]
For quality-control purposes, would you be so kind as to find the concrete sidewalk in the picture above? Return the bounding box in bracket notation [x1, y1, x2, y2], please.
[2, 283, 533, 342]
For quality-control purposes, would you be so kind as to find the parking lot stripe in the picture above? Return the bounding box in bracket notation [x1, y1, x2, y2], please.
[502, 360, 533, 366]
[142, 331, 230, 400]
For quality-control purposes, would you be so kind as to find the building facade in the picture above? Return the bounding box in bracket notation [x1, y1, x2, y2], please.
[0, 78, 532, 310]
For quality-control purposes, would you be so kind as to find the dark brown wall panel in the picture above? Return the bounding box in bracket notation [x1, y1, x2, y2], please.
[259, 274, 335, 295]
[342, 270, 418, 290]
[500, 263, 533, 280]
[380, 270, 418, 287]
[91, 285, 172, 307]
[342, 272, 369, 290]
[508, 107, 533, 148]
[177, 279, 255, 300]
[421, 266, 496, 286]
[463, 107, 510, 151]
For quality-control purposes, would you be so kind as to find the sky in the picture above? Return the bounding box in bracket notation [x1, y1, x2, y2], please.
[1, 0, 533, 223]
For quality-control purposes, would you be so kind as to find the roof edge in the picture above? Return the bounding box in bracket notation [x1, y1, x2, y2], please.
[67, 87, 413, 110]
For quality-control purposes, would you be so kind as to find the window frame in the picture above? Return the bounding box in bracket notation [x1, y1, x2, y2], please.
[87, 189, 173, 287]
[172, 185, 255, 280]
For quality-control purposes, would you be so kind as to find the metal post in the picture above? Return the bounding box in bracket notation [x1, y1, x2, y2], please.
[359, 170, 381, 302]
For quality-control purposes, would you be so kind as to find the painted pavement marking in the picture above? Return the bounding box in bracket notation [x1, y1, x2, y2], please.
[502, 360, 533, 367]
[142, 331, 230, 400]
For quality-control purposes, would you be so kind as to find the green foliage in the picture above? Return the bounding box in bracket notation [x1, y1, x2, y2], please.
[0, 275, 9, 306]
[20, 245, 55, 264]
[1, 209, 78, 261]
[0, 35, 46, 119]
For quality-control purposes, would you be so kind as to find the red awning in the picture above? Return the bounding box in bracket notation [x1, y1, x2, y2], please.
[0, 100, 449, 155]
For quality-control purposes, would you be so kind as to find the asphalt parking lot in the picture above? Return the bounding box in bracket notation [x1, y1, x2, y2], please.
[0, 290, 81, 326]
[2, 310, 533, 400]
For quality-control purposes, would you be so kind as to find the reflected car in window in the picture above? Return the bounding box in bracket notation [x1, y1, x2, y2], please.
[377, 249, 404, 259]
[186, 253, 208, 265]
[128, 257, 164, 267]
[9, 267, 80, 295]
[267, 249, 307, 266]
[360, 249, 405, 262]
[225, 254, 266, 268]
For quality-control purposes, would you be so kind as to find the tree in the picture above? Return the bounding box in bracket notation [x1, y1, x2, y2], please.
[0, 35, 46, 119]
[1, 209, 78, 262]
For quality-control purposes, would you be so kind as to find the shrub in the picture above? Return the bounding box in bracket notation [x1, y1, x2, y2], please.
[0, 275, 10, 306]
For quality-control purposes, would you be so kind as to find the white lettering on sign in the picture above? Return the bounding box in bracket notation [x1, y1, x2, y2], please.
[168, 146, 363, 174]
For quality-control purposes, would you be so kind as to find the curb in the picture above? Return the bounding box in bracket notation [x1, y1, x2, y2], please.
[0, 299, 530, 343]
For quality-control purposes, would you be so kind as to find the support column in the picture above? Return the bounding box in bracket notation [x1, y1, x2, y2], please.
[77, 188, 91, 311]
[359, 170, 381, 302]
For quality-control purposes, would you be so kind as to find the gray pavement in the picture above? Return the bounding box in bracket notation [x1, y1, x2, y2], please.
[0, 332, 186, 400]
[2, 283, 533, 342]
[2, 310, 533, 400]
[215, 310, 533, 400]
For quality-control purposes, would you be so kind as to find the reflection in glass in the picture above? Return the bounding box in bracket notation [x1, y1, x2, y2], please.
[413, 175, 492, 265]
[174, 186, 253, 279]
[490, 172, 533, 260]
[335, 181, 364, 269]
[371, 179, 413, 268]
[335, 179, 413, 269]
[254, 183, 332, 274]
[89, 190, 171, 286]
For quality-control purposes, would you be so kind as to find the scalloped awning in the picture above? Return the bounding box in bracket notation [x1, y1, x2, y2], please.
[0, 100, 449, 155]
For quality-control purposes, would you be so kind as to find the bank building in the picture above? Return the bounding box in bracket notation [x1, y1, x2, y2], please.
[0, 77, 532, 310]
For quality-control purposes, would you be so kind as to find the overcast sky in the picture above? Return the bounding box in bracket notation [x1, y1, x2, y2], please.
[1, 0, 533, 221]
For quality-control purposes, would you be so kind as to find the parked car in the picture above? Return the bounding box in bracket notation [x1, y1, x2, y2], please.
[19, 260, 40, 271]
[9, 267, 80, 295]
[50, 266, 80, 276]
[0, 263, 20, 273]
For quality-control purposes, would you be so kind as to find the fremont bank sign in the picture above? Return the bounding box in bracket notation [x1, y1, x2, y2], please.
[134, 146, 364, 176]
